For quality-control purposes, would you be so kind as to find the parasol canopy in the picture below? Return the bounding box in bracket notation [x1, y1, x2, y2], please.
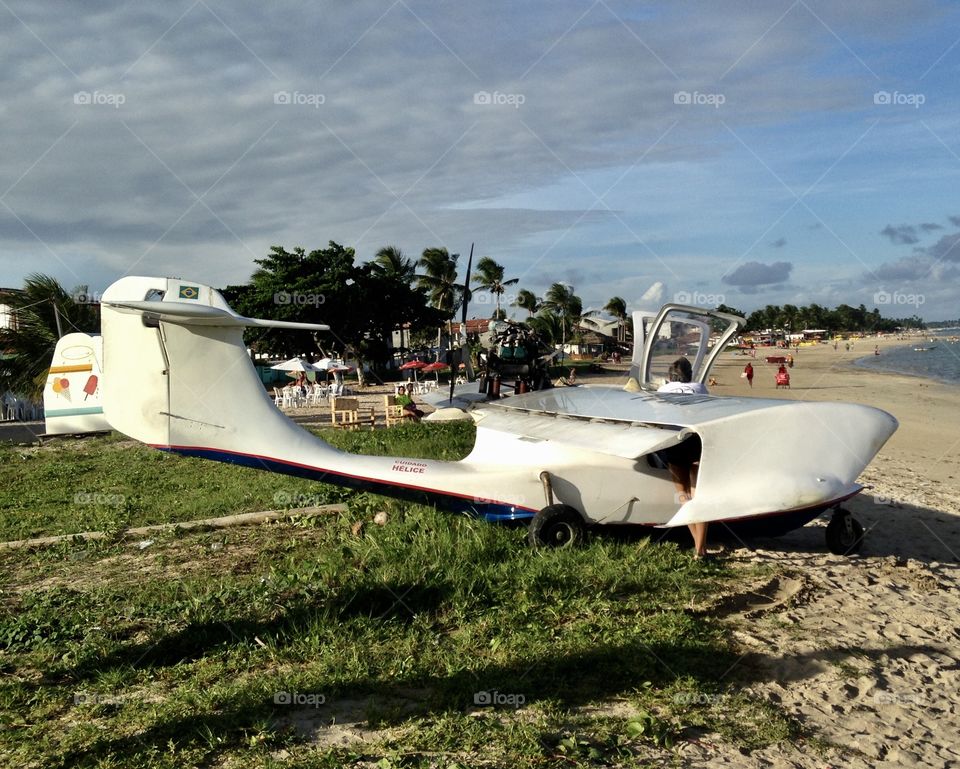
[399, 359, 428, 381]
[270, 357, 319, 372]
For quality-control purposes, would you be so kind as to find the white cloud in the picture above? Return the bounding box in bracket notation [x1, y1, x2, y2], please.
[0, 0, 956, 324]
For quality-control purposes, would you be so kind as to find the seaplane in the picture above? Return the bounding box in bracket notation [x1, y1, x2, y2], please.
[98, 276, 897, 555]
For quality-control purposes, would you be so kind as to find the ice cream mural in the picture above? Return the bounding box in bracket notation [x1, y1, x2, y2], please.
[43, 333, 112, 435]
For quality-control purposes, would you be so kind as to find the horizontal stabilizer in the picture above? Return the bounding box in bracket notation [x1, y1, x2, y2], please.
[105, 300, 329, 331]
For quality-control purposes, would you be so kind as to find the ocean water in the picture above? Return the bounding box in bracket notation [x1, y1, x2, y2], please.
[855, 330, 960, 385]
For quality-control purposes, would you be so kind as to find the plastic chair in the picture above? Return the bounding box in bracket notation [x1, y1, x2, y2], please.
[307, 384, 327, 406]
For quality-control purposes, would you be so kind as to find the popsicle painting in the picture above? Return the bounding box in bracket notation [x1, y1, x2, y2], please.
[43, 333, 112, 435]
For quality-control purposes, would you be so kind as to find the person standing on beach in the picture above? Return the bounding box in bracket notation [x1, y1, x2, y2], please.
[743, 362, 754, 387]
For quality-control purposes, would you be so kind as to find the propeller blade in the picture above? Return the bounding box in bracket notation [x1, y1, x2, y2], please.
[450, 243, 474, 403]
[461, 243, 474, 381]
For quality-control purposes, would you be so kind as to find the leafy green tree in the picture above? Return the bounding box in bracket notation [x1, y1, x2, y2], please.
[472, 257, 519, 318]
[371, 245, 416, 283]
[512, 288, 541, 316]
[716, 303, 745, 318]
[542, 283, 584, 354]
[370, 245, 419, 352]
[224, 243, 356, 360]
[0, 273, 99, 398]
[416, 248, 463, 316]
[224, 243, 443, 381]
[416, 247, 465, 355]
[526, 308, 564, 345]
[741, 300, 920, 335]
[603, 296, 628, 342]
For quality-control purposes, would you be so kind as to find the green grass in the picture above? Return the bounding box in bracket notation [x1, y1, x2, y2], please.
[0, 422, 475, 541]
[0, 428, 809, 767]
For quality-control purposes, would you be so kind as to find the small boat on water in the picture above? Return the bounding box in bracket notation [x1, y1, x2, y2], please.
[914, 346, 936, 352]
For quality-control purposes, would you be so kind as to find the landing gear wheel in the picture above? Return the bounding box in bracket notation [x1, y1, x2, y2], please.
[825, 508, 864, 555]
[528, 505, 586, 549]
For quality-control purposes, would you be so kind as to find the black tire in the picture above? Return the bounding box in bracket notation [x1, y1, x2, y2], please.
[528, 504, 586, 548]
[825, 510, 864, 555]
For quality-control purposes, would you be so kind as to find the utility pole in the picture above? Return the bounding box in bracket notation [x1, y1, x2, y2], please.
[53, 303, 63, 339]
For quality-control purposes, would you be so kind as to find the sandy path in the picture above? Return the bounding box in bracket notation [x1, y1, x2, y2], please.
[643, 338, 960, 767]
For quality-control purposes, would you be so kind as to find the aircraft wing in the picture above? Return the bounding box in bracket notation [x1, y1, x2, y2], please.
[472, 407, 688, 460]
[477, 384, 786, 428]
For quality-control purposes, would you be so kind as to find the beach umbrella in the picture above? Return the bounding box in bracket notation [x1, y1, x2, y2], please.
[400, 359, 427, 382]
[312, 358, 351, 383]
[270, 357, 319, 372]
[421, 361, 448, 382]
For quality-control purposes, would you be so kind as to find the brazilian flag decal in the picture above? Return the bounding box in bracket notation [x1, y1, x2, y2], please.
[179, 285, 200, 300]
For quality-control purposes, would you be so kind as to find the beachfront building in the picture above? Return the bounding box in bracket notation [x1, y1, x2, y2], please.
[0, 288, 22, 331]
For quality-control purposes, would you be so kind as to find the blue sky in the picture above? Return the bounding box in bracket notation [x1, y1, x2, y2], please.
[1, 0, 959, 320]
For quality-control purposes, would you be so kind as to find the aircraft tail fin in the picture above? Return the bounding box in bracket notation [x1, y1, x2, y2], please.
[100, 277, 330, 457]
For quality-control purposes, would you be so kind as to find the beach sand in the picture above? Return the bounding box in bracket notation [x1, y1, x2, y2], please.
[621, 339, 960, 767]
[288, 341, 960, 766]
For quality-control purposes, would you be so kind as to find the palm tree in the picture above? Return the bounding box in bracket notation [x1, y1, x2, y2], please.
[526, 308, 564, 346]
[512, 288, 541, 317]
[416, 248, 462, 315]
[371, 246, 416, 352]
[472, 257, 519, 319]
[416, 247, 463, 358]
[604, 296, 628, 343]
[371, 245, 415, 283]
[0, 273, 99, 398]
[542, 283, 583, 361]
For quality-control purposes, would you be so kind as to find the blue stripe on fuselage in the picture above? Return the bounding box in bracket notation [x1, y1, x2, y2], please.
[158, 446, 535, 522]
